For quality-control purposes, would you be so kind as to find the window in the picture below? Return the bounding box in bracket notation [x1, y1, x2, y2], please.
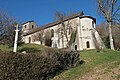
[83, 29, 86, 31]
[82, 26, 84, 28]
[86, 41, 90, 48]
[29, 37, 31, 43]
[32, 25, 34, 28]
[92, 21, 94, 28]
[75, 45, 77, 50]
[25, 25, 26, 28]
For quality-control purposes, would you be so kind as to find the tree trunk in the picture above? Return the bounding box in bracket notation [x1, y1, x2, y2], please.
[108, 21, 115, 50]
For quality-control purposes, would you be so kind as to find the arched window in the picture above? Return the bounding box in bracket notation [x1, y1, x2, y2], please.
[25, 25, 27, 28]
[86, 41, 90, 48]
[32, 25, 34, 28]
[75, 45, 77, 50]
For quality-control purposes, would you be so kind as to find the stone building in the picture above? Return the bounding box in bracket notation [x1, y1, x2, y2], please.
[22, 12, 103, 50]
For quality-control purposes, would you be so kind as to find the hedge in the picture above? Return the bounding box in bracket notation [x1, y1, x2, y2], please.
[0, 48, 80, 80]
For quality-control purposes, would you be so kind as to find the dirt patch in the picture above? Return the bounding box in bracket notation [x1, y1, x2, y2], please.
[76, 62, 120, 80]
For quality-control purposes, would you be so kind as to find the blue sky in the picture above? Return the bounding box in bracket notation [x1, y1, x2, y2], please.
[0, 0, 105, 26]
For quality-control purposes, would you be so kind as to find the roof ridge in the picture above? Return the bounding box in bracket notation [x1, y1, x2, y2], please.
[23, 11, 84, 36]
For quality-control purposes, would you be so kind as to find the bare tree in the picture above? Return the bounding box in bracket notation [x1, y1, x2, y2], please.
[44, 29, 53, 47]
[97, 0, 120, 50]
[96, 23, 108, 39]
[112, 24, 120, 50]
[33, 29, 52, 47]
[55, 11, 75, 48]
[33, 30, 45, 45]
[0, 10, 18, 46]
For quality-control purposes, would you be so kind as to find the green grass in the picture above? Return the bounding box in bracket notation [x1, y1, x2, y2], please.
[115, 75, 120, 79]
[52, 49, 120, 80]
[0, 44, 47, 53]
[0, 45, 12, 52]
[0, 44, 120, 80]
[17, 44, 46, 53]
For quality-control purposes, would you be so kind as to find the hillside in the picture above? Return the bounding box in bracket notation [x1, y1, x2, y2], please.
[0, 44, 120, 80]
[52, 49, 120, 80]
[0, 44, 47, 53]
[0, 44, 80, 79]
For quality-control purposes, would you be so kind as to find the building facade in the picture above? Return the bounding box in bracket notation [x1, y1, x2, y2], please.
[22, 12, 103, 50]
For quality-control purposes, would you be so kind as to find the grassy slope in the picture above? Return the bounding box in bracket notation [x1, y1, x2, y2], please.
[52, 49, 120, 80]
[0, 44, 46, 53]
[17, 44, 46, 53]
[0, 45, 12, 52]
[0, 44, 120, 79]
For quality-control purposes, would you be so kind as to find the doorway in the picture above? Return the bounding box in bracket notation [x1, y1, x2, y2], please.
[75, 45, 77, 50]
[86, 41, 90, 48]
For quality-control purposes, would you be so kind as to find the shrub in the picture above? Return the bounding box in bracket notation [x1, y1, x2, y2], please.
[0, 48, 80, 80]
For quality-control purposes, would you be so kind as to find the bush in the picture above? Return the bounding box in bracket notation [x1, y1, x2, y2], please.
[0, 48, 80, 80]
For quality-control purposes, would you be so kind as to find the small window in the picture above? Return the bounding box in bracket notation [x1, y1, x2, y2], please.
[29, 37, 31, 43]
[32, 25, 34, 28]
[75, 45, 77, 50]
[83, 29, 86, 31]
[92, 21, 94, 28]
[82, 26, 84, 28]
[25, 25, 26, 28]
[86, 41, 90, 48]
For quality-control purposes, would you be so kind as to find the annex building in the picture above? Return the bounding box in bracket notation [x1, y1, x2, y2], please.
[22, 11, 103, 50]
